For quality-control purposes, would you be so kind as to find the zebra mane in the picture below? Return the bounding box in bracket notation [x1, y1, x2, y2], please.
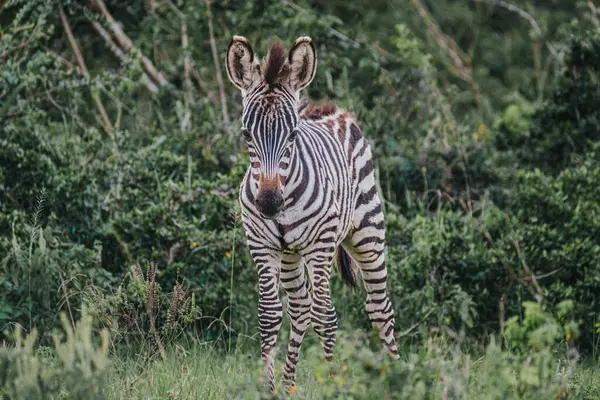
[301, 100, 338, 120]
[263, 41, 289, 86]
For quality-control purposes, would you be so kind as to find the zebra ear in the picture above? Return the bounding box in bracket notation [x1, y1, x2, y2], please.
[226, 36, 261, 90]
[288, 37, 316, 91]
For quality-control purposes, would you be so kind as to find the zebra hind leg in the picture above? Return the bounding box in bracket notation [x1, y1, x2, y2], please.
[343, 213, 399, 359]
[280, 252, 311, 392]
[305, 246, 338, 362]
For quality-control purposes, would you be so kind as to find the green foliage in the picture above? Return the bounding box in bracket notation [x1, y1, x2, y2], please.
[0, 314, 109, 399]
[1, 189, 106, 341]
[2, 1, 600, 396]
[504, 300, 579, 353]
[82, 263, 200, 357]
[505, 27, 600, 173]
[222, 325, 590, 399]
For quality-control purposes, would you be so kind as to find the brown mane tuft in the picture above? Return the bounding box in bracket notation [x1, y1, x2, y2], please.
[301, 100, 338, 120]
[263, 41, 289, 86]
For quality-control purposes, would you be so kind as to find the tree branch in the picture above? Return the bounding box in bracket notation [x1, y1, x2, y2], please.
[474, 0, 562, 61]
[163, 0, 191, 91]
[205, 0, 230, 126]
[90, 20, 159, 94]
[58, 5, 112, 134]
[409, 0, 480, 102]
[0, 38, 33, 61]
[92, 0, 169, 88]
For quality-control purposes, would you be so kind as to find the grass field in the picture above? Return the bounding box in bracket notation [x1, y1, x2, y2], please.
[101, 333, 600, 399]
[3, 307, 600, 399]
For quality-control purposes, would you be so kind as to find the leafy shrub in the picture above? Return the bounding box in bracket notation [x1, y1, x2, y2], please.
[82, 262, 200, 358]
[0, 191, 108, 343]
[228, 323, 586, 399]
[500, 27, 600, 174]
[0, 314, 109, 399]
[1, 0, 600, 369]
[504, 300, 579, 353]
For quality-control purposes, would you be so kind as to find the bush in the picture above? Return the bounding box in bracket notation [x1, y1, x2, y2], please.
[82, 262, 200, 358]
[497, 27, 600, 174]
[0, 314, 109, 399]
[229, 316, 585, 399]
[335, 144, 600, 353]
[1, 0, 600, 370]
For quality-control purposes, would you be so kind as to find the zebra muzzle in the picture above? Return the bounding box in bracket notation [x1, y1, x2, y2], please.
[255, 188, 284, 219]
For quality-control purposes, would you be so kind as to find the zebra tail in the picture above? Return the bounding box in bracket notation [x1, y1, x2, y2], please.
[336, 247, 357, 288]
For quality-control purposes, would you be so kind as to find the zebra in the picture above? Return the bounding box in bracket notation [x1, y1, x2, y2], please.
[226, 36, 399, 391]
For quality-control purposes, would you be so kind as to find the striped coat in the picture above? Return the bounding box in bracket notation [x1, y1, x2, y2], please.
[226, 36, 398, 392]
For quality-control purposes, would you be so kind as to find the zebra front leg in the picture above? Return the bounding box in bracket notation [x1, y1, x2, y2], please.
[305, 246, 338, 362]
[255, 258, 283, 390]
[280, 252, 311, 391]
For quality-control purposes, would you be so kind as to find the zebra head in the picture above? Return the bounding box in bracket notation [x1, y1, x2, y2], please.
[226, 36, 317, 219]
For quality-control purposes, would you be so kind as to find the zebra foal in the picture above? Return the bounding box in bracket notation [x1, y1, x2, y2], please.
[226, 35, 399, 391]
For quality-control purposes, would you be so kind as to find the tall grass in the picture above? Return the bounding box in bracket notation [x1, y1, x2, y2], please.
[100, 332, 599, 399]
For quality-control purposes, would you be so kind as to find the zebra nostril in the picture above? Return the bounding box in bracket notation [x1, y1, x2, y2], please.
[255, 189, 283, 219]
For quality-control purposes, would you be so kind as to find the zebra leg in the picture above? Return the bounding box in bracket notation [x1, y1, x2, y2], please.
[343, 202, 399, 359]
[280, 252, 311, 391]
[305, 246, 338, 362]
[254, 256, 283, 390]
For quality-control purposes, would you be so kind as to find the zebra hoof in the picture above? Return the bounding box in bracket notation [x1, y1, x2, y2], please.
[287, 385, 297, 394]
[328, 370, 337, 381]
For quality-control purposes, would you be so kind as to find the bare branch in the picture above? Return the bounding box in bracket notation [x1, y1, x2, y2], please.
[58, 5, 112, 134]
[205, 0, 230, 126]
[163, 2, 192, 90]
[588, 1, 600, 27]
[164, 0, 193, 130]
[409, 0, 479, 101]
[92, 0, 169, 88]
[474, 0, 562, 61]
[164, 0, 184, 19]
[90, 20, 159, 94]
[165, 0, 211, 93]
[191, 68, 211, 94]
[0, 38, 33, 61]
[181, 20, 192, 92]
[409, 0, 472, 81]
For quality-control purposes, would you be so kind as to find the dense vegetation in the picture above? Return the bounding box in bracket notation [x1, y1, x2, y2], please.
[1, 0, 600, 398]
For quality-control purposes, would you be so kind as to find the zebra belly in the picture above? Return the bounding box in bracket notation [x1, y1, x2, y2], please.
[275, 186, 353, 252]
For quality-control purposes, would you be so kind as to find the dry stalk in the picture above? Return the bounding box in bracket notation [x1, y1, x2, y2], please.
[499, 293, 507, 337]
[58, 5, 113, 134]
[145, 263, 166, 360]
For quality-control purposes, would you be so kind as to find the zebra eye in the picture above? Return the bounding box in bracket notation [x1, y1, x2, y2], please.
[242, 129, 252, 142]
[288, 130, 298, 142]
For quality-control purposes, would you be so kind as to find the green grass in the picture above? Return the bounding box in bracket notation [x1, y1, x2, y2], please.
[106, 345, 260, 399]
[3, 317, 599, 399]
[101, 337, 600, 400]
[105, 342, 321, 399]
[3, 314, 599, 399]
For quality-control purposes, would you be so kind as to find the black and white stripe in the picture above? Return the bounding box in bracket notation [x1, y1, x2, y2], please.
[227, 36, 398, 392]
